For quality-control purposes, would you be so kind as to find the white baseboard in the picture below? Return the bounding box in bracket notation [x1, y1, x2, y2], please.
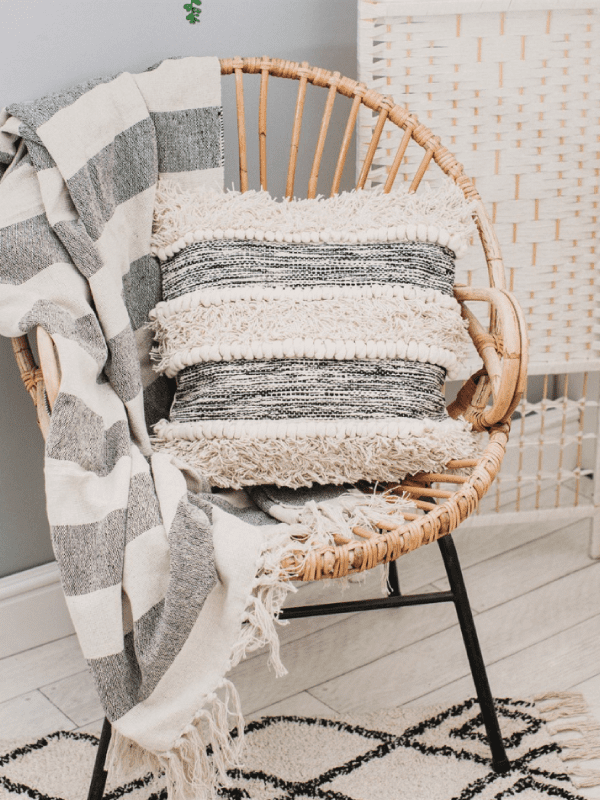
[0, 562, 74, 659]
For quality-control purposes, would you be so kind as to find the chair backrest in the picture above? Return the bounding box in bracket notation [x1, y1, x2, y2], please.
[219, 56, 506, 291]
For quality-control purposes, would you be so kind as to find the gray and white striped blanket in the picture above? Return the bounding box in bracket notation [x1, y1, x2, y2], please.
[0, 56, 421, 798]
[0, 57, 298, 799]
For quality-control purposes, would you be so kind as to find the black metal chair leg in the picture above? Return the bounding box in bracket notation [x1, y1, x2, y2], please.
[87, 716, 111, 800]
[387, 557, 402, 597]
[437, 534, 511, 774]
[84, 538, 509, 795]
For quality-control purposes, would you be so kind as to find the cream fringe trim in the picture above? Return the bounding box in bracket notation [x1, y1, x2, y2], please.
[151, 180, 476, 259]
[107, 488, 415, 800]
[151, 416, 480, 489]
[155, 416, 466, 442]
[153, 336, 463, 380]
[149, 290, 470, 380]
[535, 691, 600, 789]
[150, 282, 462, 318]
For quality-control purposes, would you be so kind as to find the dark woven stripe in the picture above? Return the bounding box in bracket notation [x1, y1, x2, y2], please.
[151, 107, 223, 174]
[123, 253, 162, 331]
[46, 395, 129, 477]
[161, 240, 456, 300]
[170, 359, 448, 422]
[66, 117, 157, 241]
[0, 214, 71, 285]
[104, 326, 143, 404]
[90, 493, 216, 721]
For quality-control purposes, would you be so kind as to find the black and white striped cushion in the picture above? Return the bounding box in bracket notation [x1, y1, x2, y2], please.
[148, 184, 480, 488]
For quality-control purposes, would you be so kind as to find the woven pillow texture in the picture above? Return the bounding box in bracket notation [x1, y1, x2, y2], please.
[148, 181, 480, 489]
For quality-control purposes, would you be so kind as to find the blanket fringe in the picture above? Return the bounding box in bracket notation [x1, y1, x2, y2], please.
[228, 523, 315, 676]
[535, 691, 600, 788]
[262, 487, 414, 581]
[106, 487, 414, 799]
[106, 679, 244, 800]
[228, 488, 415, 682]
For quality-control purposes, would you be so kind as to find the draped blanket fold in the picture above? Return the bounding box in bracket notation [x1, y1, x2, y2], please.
[0, 57, 419, 798]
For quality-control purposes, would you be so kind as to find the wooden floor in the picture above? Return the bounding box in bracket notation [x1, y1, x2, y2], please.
[2, 482, 600, 796]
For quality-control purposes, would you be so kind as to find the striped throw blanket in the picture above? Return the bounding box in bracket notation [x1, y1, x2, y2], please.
[0, 57, 312, 800]
[0, 56, 421, 798]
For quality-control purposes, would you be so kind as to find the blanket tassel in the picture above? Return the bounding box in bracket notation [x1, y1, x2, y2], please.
[106, 679, 245, 800]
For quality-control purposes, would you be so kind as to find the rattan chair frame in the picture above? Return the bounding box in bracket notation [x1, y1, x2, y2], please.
[8, 56, 528, 791]
[11, 56, 527, 581]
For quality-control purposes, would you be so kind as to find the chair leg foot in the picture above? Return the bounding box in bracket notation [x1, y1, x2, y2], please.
[87, 717, 111, 800]
[437, 534, 511, 773]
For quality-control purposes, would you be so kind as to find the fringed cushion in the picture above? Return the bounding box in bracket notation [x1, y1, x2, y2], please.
[148, 181, 480, 489]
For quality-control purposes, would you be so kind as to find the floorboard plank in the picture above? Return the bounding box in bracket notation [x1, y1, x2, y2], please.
[230, 584, 458, 715]
[248, 691, 336, 720]
[40, 669, 103, 728]
[310, 562, 600, 713]
[0, 690, 75, 739]
[413, 614, 600, 709]
[433, 518, 593, 612]
[0, 635, 86, 704]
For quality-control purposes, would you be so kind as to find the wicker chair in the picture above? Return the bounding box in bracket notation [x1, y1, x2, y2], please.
[10, 57, 527, 797]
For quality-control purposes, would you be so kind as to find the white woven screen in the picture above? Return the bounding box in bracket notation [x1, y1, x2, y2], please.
[358, 1, 600, 544]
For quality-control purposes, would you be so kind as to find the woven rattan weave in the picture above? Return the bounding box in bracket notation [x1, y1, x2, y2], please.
[10, 56, 527, 582]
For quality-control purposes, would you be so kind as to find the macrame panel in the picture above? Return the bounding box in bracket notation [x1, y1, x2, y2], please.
[474, 370, 599, 517]
[358, 3, 600, 367]
[358, 3, 600, 543]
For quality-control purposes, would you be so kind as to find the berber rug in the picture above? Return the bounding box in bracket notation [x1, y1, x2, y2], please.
[1, 694, 600, 800]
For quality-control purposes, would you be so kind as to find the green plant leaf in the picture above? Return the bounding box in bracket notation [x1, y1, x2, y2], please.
[191, 0, 202, 5]
[186, 11, 200, 22]
[183, 3, 193, 9]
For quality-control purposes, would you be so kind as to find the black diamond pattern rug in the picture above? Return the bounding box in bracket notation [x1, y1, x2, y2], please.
[0, 698, 596, 799]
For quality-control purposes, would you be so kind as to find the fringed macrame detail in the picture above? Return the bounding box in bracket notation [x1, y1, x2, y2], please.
[152, 417, 481, 489]
[535, 691, 600, 789]
[229, 488, 416, 664]
[229, 523, 330, 676]
[265, 488, 414, 581]
[106, 679, 245, 800]
[150, 179, 476, 259]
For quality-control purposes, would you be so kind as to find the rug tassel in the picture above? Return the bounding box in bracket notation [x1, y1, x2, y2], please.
[565, 766, 600, 789]
[548, 719, 600, 736]
[534, 691, 588, 721]
[534, 691, 600, 786]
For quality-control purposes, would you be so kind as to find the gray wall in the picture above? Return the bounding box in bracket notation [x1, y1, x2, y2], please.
[0, 0, 358, 578]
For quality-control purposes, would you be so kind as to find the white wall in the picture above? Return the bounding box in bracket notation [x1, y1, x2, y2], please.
[0, 0, 358, 578]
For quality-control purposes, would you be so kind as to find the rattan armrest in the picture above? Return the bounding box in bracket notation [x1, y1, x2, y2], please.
[448, 285, 528, 431]
[10, 328, 59, 441]
[36, 327, 60, 412]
